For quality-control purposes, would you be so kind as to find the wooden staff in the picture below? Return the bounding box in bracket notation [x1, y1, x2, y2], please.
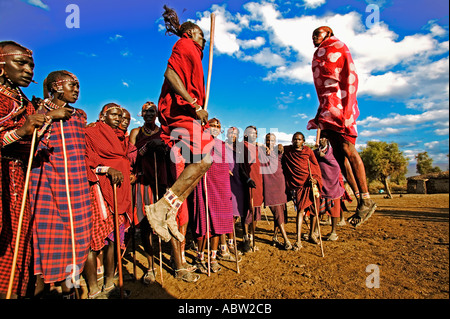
[204, 174, 211, 276]
[250, 188, 255, 252]
[60, 120, 80, 299]
[6, 128, 37, 299]
[113, 184, 124, 298]
[203, 12, 215, 277]
[232, 217, 240, 274]
[204, 12, 215, 112]
[154, 153, 164, 286]
[307, 159, 325, 258]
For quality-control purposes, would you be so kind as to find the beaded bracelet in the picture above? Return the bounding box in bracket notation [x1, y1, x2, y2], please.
[2, 129, 22, 147]
[95, 166, 110, 174]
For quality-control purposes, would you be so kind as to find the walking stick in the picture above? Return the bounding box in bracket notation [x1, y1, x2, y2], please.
[307, 160, 325, 258]
[154, 153, 164, 286]
[204, 174, 211, 276]
[232, 218, 240, 274]
[113, 184, 124, 298]
[6, 128, 37, 299]
[203, 12, 215, 277]
[204, 12, 215, 112]
[60, 120, 80, 299]
[250, 188, 255, 252]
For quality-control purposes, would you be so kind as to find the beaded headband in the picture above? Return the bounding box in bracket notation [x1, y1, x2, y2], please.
[0, 52, 33, 58]
[102, 105, 123, 115]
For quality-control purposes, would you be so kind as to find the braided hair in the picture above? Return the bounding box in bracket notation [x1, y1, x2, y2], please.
[162, 5, 199, 37]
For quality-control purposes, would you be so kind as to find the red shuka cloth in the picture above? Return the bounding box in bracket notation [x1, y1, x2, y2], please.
[158, 34, 214, 156]
[282, 145, 322, 213]
[85, 121, 132, 224]
[30, 106, 92, 283]
[0, 91, 35, 296]
[307, 36, 360, 144]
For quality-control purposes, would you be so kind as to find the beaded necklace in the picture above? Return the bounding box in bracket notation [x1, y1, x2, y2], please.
[0, 82, 25, 125]
[142, 124, 159, 136]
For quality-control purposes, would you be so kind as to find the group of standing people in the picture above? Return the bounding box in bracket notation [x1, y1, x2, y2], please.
[0, 5, 376, 299]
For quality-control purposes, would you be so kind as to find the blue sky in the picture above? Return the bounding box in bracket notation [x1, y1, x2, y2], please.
[1, 0, 448, 172]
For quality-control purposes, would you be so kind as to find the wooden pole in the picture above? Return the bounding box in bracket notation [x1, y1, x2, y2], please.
[308, 160, 325, 257]
[232, 218, 240, 274]
[154, 153, 164, 286]
[6, 128, 37, 299]
[203, 12, 215, 276]
[113, 184, 124, 298]
[60, 120, 80, 299]
[204, 13, 215, 112]
[204, 174, 211, 276]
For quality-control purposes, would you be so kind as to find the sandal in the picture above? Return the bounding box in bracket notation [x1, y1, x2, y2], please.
[195, 259, 208, 274]
[141, 268, 156, 285]
[326, 232, 339, 241]
[209, 260, 222, 273]
[348, 201, 377, 228]
[103, 284, 131, 299]
[87, 289, 106, 299]
[309, 233, 320, 245]
[217, 251, 242, 262]
[284, 241, 293, 250]
[175, 268, 200, 283]
[272, 236, 282, 247]
[292, 241, 303, 251]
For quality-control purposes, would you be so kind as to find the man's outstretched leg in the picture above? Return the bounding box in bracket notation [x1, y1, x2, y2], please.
[145, 153, 212, 242]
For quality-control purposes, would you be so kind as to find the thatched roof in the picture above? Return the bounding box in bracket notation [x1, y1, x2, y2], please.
[407, 170, 449, 181]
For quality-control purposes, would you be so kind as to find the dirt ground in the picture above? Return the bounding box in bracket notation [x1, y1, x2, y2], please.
[81, 193, 449, 300]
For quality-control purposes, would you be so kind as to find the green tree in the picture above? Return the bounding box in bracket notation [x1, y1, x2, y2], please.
[415, 151, 442, 175]
[359, 141, 409, 199]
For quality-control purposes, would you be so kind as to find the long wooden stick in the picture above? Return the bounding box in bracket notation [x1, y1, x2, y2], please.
[113, 184, 124, 298]
[201, 12, 215, 277]
[232, 218, 240, 274]
[6, 128, 37, 299]
[250, 188, 255, 252]
[60, 120, 80, 299]
[204, 173, 211, 276]
[308, 159, 325, 257]
[204, 13, 215, 112]
[154, 153, 164, 286]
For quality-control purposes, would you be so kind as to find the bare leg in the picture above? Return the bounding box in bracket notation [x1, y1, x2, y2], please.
[84, 250, 101, 297]
[103, 240, 116, 291]
[146, 154, 212, 242]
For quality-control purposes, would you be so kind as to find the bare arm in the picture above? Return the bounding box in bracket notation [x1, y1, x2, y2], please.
[164, 67, 208, 124]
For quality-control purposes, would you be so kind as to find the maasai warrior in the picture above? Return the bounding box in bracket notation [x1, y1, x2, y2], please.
[261, 133, 292, 250]
[129, 102, 198, 283]
[0, 41, 69, 298]
[29, 71, 92, 298]
[282, 132, 323, 250]
[241, 126, 264, 253]
[219, 126, 245, 260]
[307, 26, 376, 227]
[119, 107, 138, 188]
[145, 6, 215, 244]
[313, 136, 345, 241]
[83, 103, 132, 299]
[192, 118, 234, 274]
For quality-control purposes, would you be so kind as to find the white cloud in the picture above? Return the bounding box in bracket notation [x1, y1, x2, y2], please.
[243, 47, 285, 67]
[358, 109, 449, 127]
[24, 0, 49, 10]
[359, 127, 406, 138]
[303, 0, 326, 9]
[122, 81, 129, 87]
[108, 34, 123, 42]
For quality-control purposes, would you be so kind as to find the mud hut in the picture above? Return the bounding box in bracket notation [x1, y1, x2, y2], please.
[407, 171, 449, 194]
